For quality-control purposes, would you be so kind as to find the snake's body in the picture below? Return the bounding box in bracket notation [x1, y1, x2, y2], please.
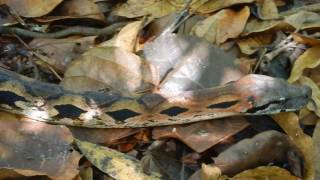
[0, 68, 311, 128]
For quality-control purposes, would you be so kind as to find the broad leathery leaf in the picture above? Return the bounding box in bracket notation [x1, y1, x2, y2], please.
[288, 46, 320, 83]
[29, 36, 95, 73]
[56, 0, 105, 22]
[0, 112, 80, 180]
[196, 0, 254, 14]
[112, 0, 176, 18]
[298, 76, 320, 117]
[232, 166, 298, 180]
[75, 139, 161, 180]
[313, 121, 320, 180]
[213, 130, 298, 176]
[242, 18, 283, 36]
[143, 34, 243, 93]
[153, 117, 249, 153]
[273, 112, 315, 180]
[64, 46, 159, 96]
[99, 21, 143, 52]
[4, 0, 62, 17]
[191, 6, 250, 44]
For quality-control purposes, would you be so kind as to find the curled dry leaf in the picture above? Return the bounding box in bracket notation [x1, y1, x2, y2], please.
[232, 166, 298, 180]
[29, 36, 96, 73]
[288, 46, 320, 83]
[292, 32, 320, 46]
[112, 0, 176, 18]
[64, 46, 158, 96]
[153, 117, 249, 153]
[75, 139, 162, 180]
[0, 112, 80, 180]
[273, 112, 315, 180]
[213, 130, 300, 176]
[4, 0, 63, 17]
[284, 11, 320, 30]
[242, 18, 283, 36]
[191, 6, 250, 44]
[297, 76, 320, 117]
[56, 0, 105, 22]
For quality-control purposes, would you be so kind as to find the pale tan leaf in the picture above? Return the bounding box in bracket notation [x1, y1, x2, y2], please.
[242, 18, 283, 36]
[60, 76, 111, 92]
[192, 6, 250, 44]
[201, 164, 228, 180]
[313, 121, 320, 180]
[288, 46, 320, 83]
[273, 112, 315, 180]
[284, 11, 320, 30]
[112, 0, 176, 18]
[258, 0, 279, 20]
[99, 21, 143, 52]
[4, 0, 62, 17]
[65, 47, 158, 96]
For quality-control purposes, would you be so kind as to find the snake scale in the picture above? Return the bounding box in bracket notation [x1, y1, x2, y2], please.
[0, 67, 311, 128]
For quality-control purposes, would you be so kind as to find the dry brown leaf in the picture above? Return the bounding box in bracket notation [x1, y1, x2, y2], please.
[258, 0, 279, 20]
[191, 6, 250, 44]
[4, 0, 63, 17]
[292, 33, 320, 46]
[60, 76, 111, 92]
[29, 36, 95, 73]
[236, 33, 274, 55]
[99, 21, 143, 52]
[152, 117, 249, 153]
[273, 112, 315, 180]
[56, 0, 105, 21]
[64, 46, 158, 96]
[0, 112, 80, 180]
[232, 166, 298, 180]
[112, 0, 176, 18]
[288, 46, 320, 83]
[197, 0, 254, 14]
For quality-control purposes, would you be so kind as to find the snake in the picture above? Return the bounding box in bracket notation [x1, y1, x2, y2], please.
[0, 67, 312, 128]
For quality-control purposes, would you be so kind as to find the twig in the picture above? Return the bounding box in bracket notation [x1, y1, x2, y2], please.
[0, 21, 128, 38]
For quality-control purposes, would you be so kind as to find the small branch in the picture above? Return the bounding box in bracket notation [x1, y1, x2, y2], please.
[0, 22, 128, 38]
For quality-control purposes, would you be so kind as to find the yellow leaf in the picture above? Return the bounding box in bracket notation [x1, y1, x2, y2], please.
[232, 166, 298, 180]
[288, 46, 320, 83]
[75, 139, 161, 180]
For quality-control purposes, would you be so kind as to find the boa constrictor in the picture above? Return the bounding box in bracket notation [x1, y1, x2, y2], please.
[0, 68, 311, 128]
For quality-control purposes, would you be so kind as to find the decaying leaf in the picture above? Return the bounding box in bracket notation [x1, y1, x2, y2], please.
[153, 117, 249, 153]
[284, 11, 320, 30]
[273, 112, 315, 180]
[236, 33, 274, 55]
[196, 0, 255, 14]
[64, 46, 158, 96]
[4, 0, 63, 17]
[292, 33, 320, 46]
[0, 112, 80, 180]
[213, 130, 300, 176]
[298, 76, 320, 117]
[191, 6, 250, 44]
[313, 121, 320, 180]
[75, 139, 161, 180]
[257, 0, 279, 20]
[232, 166, 298, 180]
[288, 46, 320, 83]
